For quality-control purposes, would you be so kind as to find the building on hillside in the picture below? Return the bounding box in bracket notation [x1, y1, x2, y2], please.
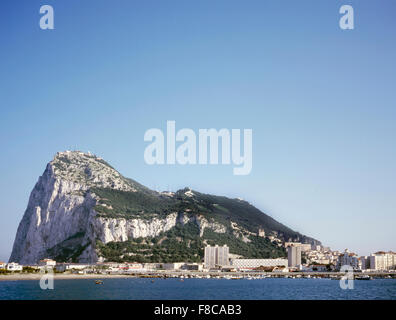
[311, 244, 322, 251]
[285, 242, 301, 248]
[230, 258, 288, 271]
[204, 245, 229, 268]
[258, 228, 265, 237]
[285, 242, 311, 252]
[0, 262, 6, 269]
[337, 249, 359, 270]
[288, 245, 302, 267]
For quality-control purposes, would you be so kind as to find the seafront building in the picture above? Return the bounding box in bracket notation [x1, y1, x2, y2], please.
[287, 245, 302, 267]
[55, 263, 93, 272]
[39, 258, 56, 267]
[1, 242, 394, 274]
[204, 245, 229, 268]
[230, 258, 288, 271]
[6, 262, 23, 271]
[369, 251, 396, 271]
[360, 256, 371, 270]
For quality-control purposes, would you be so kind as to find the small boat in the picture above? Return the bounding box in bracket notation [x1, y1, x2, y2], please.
[95, 280, 103, 284]
[355, 275, 372, 280]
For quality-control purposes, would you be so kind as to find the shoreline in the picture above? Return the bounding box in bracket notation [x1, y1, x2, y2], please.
[1, 271, 395, 282]
[0, 273, 139, 281]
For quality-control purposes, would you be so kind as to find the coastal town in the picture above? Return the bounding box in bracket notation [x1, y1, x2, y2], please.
[1, 243, 395, 280]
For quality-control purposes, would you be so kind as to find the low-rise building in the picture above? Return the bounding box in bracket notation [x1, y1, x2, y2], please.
[162, 262, 185, 270]
[230, 258, 288, 271]
[55, 263, 92, 272]
[183, 263, 203, 271]
[6, 262, 23, 271]
[0, 262, 6, 269]
[309, 264, 328, 272]
[120, 263, 145, 271]
[39, 259, 56, 267]
[143, 263, 159, 271]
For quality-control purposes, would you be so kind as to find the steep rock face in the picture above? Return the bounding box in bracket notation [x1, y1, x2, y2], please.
[92, 213, 180, 243]
[10, 151, 320, 264]
[9, 152, 161, 263]
[9, 152, 229, 264]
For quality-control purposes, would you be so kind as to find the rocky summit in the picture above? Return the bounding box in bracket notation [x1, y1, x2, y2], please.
[9, 151, 320, 264]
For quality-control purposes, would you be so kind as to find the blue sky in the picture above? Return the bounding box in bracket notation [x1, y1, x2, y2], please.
[0, 0, 395, 261]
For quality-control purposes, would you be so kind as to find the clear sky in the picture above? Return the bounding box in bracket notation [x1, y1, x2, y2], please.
[0, 0, 395, 262]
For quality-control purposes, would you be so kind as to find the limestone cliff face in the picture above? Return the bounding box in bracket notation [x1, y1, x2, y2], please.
[10, 151, 320, 264]
[9, 151, 227, 264]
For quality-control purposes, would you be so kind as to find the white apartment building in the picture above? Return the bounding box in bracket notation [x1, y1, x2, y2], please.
[55, 263, 92, 272]
[230, 258, 288, 270]
[369, 251, 396, 271]
[204, 245, 229, 268]
[6, 262, 23, 271]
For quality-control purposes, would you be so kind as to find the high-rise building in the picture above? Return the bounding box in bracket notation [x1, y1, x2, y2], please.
[288, 245, 302, 267]
[369, 251, 396, 270]
[360, 256, 370, 270]
[217, 245, 229, 266]
[204, 246, 216, 268]
[204, 245, 229, 268]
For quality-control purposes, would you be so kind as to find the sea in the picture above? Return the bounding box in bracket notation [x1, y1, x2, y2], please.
[0, 278, 395, 300]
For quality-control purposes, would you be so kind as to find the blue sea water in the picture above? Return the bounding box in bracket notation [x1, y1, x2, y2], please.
[0, 278, 395, 300]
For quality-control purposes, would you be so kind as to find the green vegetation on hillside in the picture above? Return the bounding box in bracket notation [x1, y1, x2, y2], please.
[96, 222, 204, 263]
[46, 231, 90, 263]
[203, 229, 286, 259]
[96, 221, 286, 263]
[93, 188, 176, 219]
